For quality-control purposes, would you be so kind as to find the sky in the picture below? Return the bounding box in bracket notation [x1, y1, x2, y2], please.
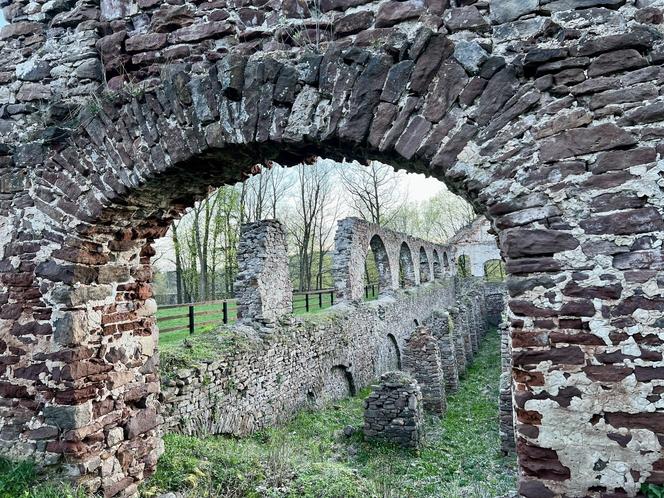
[0, 11, 6, 26]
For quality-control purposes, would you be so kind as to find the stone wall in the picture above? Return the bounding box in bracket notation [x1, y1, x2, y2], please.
[364, 371, 424, 450]
[234, 219, 292, 328]
[484, 281, 506, 327]
[2, 0, 664, 495]
[332, 217, 455, 301]
[402, 325, 446, 414]
[160, 279, 480, 436]
[499, 319, 515, 457]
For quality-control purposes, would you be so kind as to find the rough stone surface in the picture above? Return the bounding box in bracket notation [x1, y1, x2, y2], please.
[1, 0, 664, 496]
[234, 220, 292, 327]
[363, 371, 424, 449]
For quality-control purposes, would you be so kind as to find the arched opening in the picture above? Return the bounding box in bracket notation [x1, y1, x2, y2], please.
[457, 254, 471, 278]
[322, 366, 356, 400]
[398, 242, 416, 288]
[432, 250, 442, 280]
[484, 259, 506, 282]
[6, 5, 661, 493]
[365, 234, 391, 297]
[378, 333, 402, 374]
[443, 252, 450, 271]
[419, 247, 431, 283]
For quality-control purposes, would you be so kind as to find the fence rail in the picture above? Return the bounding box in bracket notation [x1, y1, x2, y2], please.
[157, 285, 378, 336]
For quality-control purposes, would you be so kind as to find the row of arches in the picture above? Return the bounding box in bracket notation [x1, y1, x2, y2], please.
[366, 234, 452, 293]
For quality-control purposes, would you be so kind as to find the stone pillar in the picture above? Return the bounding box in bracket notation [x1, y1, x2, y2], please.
[234, 220, 292, 327]
[499, 319, 515, 456]
[429, 310, 459, 393]
[456, 303, 474, 365]
[403, 326, 446, 414]
[363, 371, 424, 449]
[448, 307, 467, 375]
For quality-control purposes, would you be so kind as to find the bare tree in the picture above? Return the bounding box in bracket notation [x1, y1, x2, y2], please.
[339, 161, 405, 226]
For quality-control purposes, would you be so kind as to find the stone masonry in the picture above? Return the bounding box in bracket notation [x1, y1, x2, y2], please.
[234, 219, 292, 328]
[427, 309, 459, 393]
[363, 371, 424, 450]
[161, 218, 489, 439]
[2, 0, 664, 495]
[402, 325, 446, 414]
[499, 318, 516, 457]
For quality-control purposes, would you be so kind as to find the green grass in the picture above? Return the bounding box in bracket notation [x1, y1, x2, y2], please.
[144, 328, 516, 497]
[157, 290, 379, 348]
[0, 458, 85, 498]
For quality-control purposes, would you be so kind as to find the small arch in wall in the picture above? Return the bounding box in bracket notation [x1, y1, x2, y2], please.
[387, 333, 401, 370]
[443, 252, 450, 270]
[432, 250, 442, 279]
[399, 242, 416, 288]
[419, 247, 431, 283]
[322, 365, 356, 401]
[367, 234, 392, 294]
[457, 254, 471, 277]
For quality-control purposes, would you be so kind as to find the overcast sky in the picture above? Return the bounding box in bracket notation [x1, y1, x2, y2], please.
[0, 11, 6, 26]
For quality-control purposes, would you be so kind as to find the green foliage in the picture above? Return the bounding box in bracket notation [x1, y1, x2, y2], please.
[145, 328, 516, 497]
[643, 484, 664, 498]
[457, 255, 471, 277]
[0, 458, 85, 498]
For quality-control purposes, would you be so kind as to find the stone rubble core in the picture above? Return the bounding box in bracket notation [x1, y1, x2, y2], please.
[0, 0, 663, 495]
[363, 371, 424, 450]
[402, 325, 447, 414]
[233, 219, 292, 329]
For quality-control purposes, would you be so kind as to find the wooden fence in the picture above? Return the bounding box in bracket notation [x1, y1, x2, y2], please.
[157, 284, 378, 336]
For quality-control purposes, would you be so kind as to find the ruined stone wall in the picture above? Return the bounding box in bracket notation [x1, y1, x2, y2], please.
[160, 281, 460, 436]
[233, 219, 292, 328]
[332, 217, 455, 301]
[484, 281, 506, 326]
[364, 371, 424, 450]
[2, 0, 664, 496]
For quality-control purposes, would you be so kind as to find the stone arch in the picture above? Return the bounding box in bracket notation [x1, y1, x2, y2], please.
[398, 242, 416, 288]
[378, 333, 401, 374]
[367, 234, 391, 293]
[418, 246, 431, 283]
[443, 252, 450, 272]
[0, 2, 663, 495]
[432, 249, 442, 279]
[483, 258, 506, 282]
[322, 365, 356, 400]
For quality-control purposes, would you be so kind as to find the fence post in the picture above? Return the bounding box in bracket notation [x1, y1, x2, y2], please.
[365, 285, 369, 299]
[330, 291, 334, 306]
[318, 291, 323, 309]
[372, 284, 375, 297]
[188, 305, 195, 334]
[223, 301, 228, 324]
[305, 293, 310, 312]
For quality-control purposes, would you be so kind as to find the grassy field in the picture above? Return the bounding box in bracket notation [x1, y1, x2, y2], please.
[143, 327, 517, 498]
[157, 290, 378, 347]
